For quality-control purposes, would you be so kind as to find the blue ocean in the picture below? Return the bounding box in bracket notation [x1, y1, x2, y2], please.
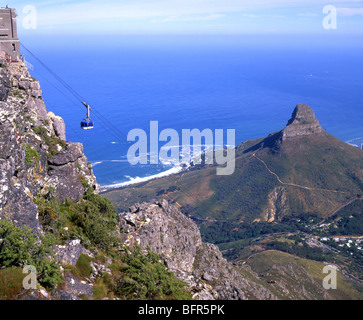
[21, 34, 363, 188]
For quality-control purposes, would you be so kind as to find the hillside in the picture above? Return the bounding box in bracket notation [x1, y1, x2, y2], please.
[0, 56, 310, 301]
[104, 103, 363, 224]
[103, 103, 363, 290]
[116, 200, 363, 300]
[1, 55, 362, 300]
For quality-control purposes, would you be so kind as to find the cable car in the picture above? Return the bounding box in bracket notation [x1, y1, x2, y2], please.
[81, 102, 94, 130]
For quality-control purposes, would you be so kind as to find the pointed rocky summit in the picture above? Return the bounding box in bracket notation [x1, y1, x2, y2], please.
[282, 104, 323, 140]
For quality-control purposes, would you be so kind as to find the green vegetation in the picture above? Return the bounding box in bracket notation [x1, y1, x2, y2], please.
[113, 246, 191, 300]
[157, 185, 180, 196]
[31, 182, 193, 300]
[200, 212, 322, 245]
[63, 192, 119, 250]
[4, 115, 363, 299]
[59, 246, 193, 300]
[325, 200, 363, 236]
[79, 174, 90, 190]
[0, 219, 62, 289]
[265, 240, 332, 261]
[12, 90, 25, 99]
[220, 232, 334, 263]
[73, 254, 93, 278]
[206, 156, 279, 221]
[93, 282, 108, 300]
[324, 239, 363, 280]
[102, 129, 363, 292]
[105, 130, 363, 225]
[246, 250, 363, 300]
[201, 221, 290, 245]
[35, 190, 119, 251]
[32, 126, 67, 158]
[24, 144, 39, 166]
[0, 267, 24, 300]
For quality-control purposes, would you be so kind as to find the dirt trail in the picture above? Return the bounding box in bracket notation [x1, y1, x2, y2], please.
[252, 154, 348, 194]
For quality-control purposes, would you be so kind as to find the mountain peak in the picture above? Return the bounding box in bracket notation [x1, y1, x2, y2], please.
[287, 103, 318, 125]
[282, 104, 323, 140]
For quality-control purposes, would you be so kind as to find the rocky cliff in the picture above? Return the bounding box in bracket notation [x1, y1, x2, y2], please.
[0, 57, 277, 301]
[118, 200, 276, 300]
[0, 57, 98, 232]
[3, 58, 359, 301]
[282, 103, 324, 140]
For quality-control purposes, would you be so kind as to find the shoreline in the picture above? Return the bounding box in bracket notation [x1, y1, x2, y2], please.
[99, 165, 186, 192]
[98, 138, 363, 193]
[97, 146, 218, 192]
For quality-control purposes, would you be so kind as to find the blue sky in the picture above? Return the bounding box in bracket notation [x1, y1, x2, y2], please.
[5, 0, 363, 35]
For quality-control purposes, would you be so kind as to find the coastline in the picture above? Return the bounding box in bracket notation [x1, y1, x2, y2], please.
[98, 137, 363, 192]
[99, 164, 185, 192]
[98, 145, 218, 192]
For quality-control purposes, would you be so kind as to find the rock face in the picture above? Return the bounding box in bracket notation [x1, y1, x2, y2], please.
[53, 240, 84, 266]
[262, 186, 288, 222]
[282, 103, 323, 140]
[47, 142, 96, 202]
[118, 200, 276, 300]
[118, 200, 202, 273]
[48, 112, 66, 141]
[0, 56, 98, 230]
[63, 274, 94, 298]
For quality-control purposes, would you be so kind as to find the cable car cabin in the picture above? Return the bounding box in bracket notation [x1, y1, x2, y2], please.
[81, 102, 94, 130]
[81, 119, 94, 130]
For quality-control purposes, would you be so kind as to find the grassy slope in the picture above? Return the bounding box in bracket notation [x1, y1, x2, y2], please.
[104, 131, 363, 224]
[102, 129, 363, 299]
[246, 250, 363, 300]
